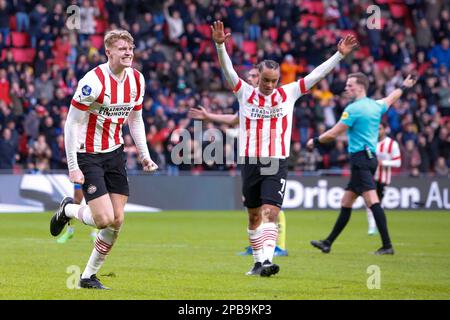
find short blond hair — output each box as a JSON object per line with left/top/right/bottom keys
{"left": 104, "top": 29, "right": 134, "bottom": 49}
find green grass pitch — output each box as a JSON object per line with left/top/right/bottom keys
{"left": 0, "top": 210, "right": 449, "bottom": 299}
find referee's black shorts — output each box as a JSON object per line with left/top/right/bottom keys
{"left": 77, "top": 145, "right": 129, "bottom": 203}
{"left": 241, "top": 157, "right": 288, "bottom": 209}
{"left": 346, "top": 151, "right": 378, "bottom": 195}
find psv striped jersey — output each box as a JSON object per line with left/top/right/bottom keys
{"left": 70, "top": 62, "right": 145, "bottom": 153}
{"left": 374, "top": 136, "right": 401, "bottom": 185}
{"left": 233, "top": 78, "right": 308, "bottom": 158}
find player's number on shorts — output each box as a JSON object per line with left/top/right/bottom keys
{"left": 279, "top": 178, "right": 287, "bottom": 197}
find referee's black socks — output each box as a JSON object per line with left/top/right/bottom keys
{"left": 326, "top": 207, "right": 352, "bottom": 245}
{"left": 370, "top": 203, "right": 392, "bottom": 249}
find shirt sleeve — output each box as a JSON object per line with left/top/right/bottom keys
{"left": 134, "top": 71, "right": 145, "bottom": 110}
{"left": 65, "top": 106, "right": 89, "bottom": 171}
{"left": 279, "top": 80, "right": 302, "bottom": 101}
{"left": 128, "top": 108, "right": 151, "bottom": 161}
{"left": 340, "top": 104, "right": 357, "bottom": 127}
{"left": 375, "top": 99, "right": 388, "bottom": 114}
{"left": 70, "top": 72, "right": 101, "bottom": 111}
{"left": 383, "top": 140, "right": 402, "bottom": 168}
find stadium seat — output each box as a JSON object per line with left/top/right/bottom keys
{"left": 354, "top": 46, "right": 370, "bottom": 59}
{"left": 95, "top": 19, "right": 107, "bottom": 34}
{"left": 196, "top": 24, "right": 211, "bottom": 39}
{"left": 310, "top": 1, "right": 325, "bottom": 15}
{"left": 11, "top": 32, "right": 30, "bottom": 47}
{"left": 374, "top": 60, "right": 392, "bottom": 72}
{"left": 316, "top": 29, "right": 335, "bottom": 42}
{"left": 197, "top": 40, "right": 214, "bottom": 56}
{"left": 242, "top": 41, "right": 257, "bottom": 55}
{"left": 11, "top": 48, "right": 36, "bottom": 63}
{"left": 0, "top": 50, "right": 6, "bottom": 61}
{"left": 389, "top": 4, "right": 408, "bottom": 18}
{"left": 336, "top": 29, "right": 358, "bottom": 40}
{"left": 9, "top": 15, "right": 16, "bottom": 31}
{"left": 268, "top": 27, "right": 278, "bottom": 41}
{"left": 303, "top": 1, "right": 325, "bottom": 15}
{"left": 300, "top": 14, "right": 324, "bottom": 29}
{"left": 90, "top": 34, "right": 104, "bottom": 49}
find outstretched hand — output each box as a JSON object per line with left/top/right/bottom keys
{"left": 337, "top": 35, "right": 359, "bottom": 56}
{"left": 402, "top": 74, "right": 417, "bottom": 88}
{"left": 188, "top": 105, "right": 208, "bottom": 120}
{"left": 211, "top": 20, "right": 231, "bottom": 44}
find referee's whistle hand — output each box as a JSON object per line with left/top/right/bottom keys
{"left": 69, "top": 169, "right": 85, "bottom": 185}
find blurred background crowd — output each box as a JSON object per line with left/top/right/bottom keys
{"left": 0, "top": 0, "right": 449, "bottom": 177}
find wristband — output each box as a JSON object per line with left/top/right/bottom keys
{"left": 399, "top": 85, "right": 408, "bottom": 92}
{"left": 313, "top": 137, "right": 321, "bottom": 148}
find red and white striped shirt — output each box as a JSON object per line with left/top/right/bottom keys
{"left": 374, "top": 136, "right": 401, "bottom": 185}
{"left": 234, "top": 78, "right": 307, "bottom": 158}
{"left": 70, "top": 63, "right": 145, "bottom": 153}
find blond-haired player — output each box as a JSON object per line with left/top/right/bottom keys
{"left": 50, "top": 30, "right": 157, "bottom": 289}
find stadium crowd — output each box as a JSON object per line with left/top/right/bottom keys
{"left": 0, "top": 0, "right": 449, "bottom": 177}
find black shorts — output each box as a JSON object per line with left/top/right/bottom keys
{"left": 346, "top": 151, "right": 378, "bottom": 195}
{"left": 77, "top": 145, "right": 129, "bottom": 203}
{"left": 241, "top": 157, "right": 288, "bottom": 208}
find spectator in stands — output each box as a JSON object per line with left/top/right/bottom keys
{"left": 28, "top": 133, "right": 52, "bottom": 172}
{"left": 0, "top": 0, "right": 10, "bottom": 46}
{"left": 434, "top": 156, "right": 449, "bottom": 177}
{"left": 0, "top": 0, "right": 448, "bottom": 178}
{"left": 402, "top": 139, "right": 421, "bottom": 176}
{"left": 0, "top": 68, "right": 11, "bottom": 107}
{"left": 280, "top": 54, "right": 303, "bottom": 85}
{"left": 295, "top": 100, "right": 314, "bottom": 147}
{"left": 0, "top": 127, "right": 17, "bottom": 170}
{"left": 79, "top": 0, "right": 99, "bottom": 44}
{"left": 429, "top": 38, "right": 450, "bottom": 69}
{"left": 34, "top": 72, "right": 55, "bottom": 102}
{"left": 329, "top": 140, "right": 348, "bottom": 169}
{"left": 164, "top": 0, "right": 184, "bottom": 45}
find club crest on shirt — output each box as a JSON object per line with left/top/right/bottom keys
{"left": 82, "top": 85, "right": 92, "bottom": 96}
{"left": 130, "top": 89, "right": 137, "bottom": 99}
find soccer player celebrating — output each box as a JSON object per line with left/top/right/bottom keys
{"left": 308, "top": 73, "right": 416, "bottom": 255}
{"left": 50, "top": 30, "right": 158, "bottom": 289}
{"left": 189, "top": 66, "right": 288, "bottom": 257}
{"left": 366, "top": 123, "right": 401, "bottom": 235}
{"left": 211, "top": 20, "right": 358, "bottom": 276}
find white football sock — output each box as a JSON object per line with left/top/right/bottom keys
{"left": 81, "top": 227, "right": 119, "bottom": 279}
{"left": 261, "top": 222, "right": 278, "bottom": 263}
{"left": 366, "top": 207, "right": 377, "bottom": 230}
{"left": 248, "top": 224, "right": 264, "bottom": 264}
{"left": 65, "top": 204, "right": 96, "bottom": 227}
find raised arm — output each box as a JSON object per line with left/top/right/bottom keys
{"left": 381, "top": 74, "right": 417, "bottom": 108}
{"left": 211, "top": 21, "right": 240, "bottom": 90}
{"left": 304, "top": 35, "right": 358, "bottom": 90}
{"left": 188, "top": 106, "right": 239, "bottom": 126}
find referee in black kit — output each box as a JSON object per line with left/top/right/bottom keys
{"left": 307, "top": 72, "right": 416, "bottom": 255}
